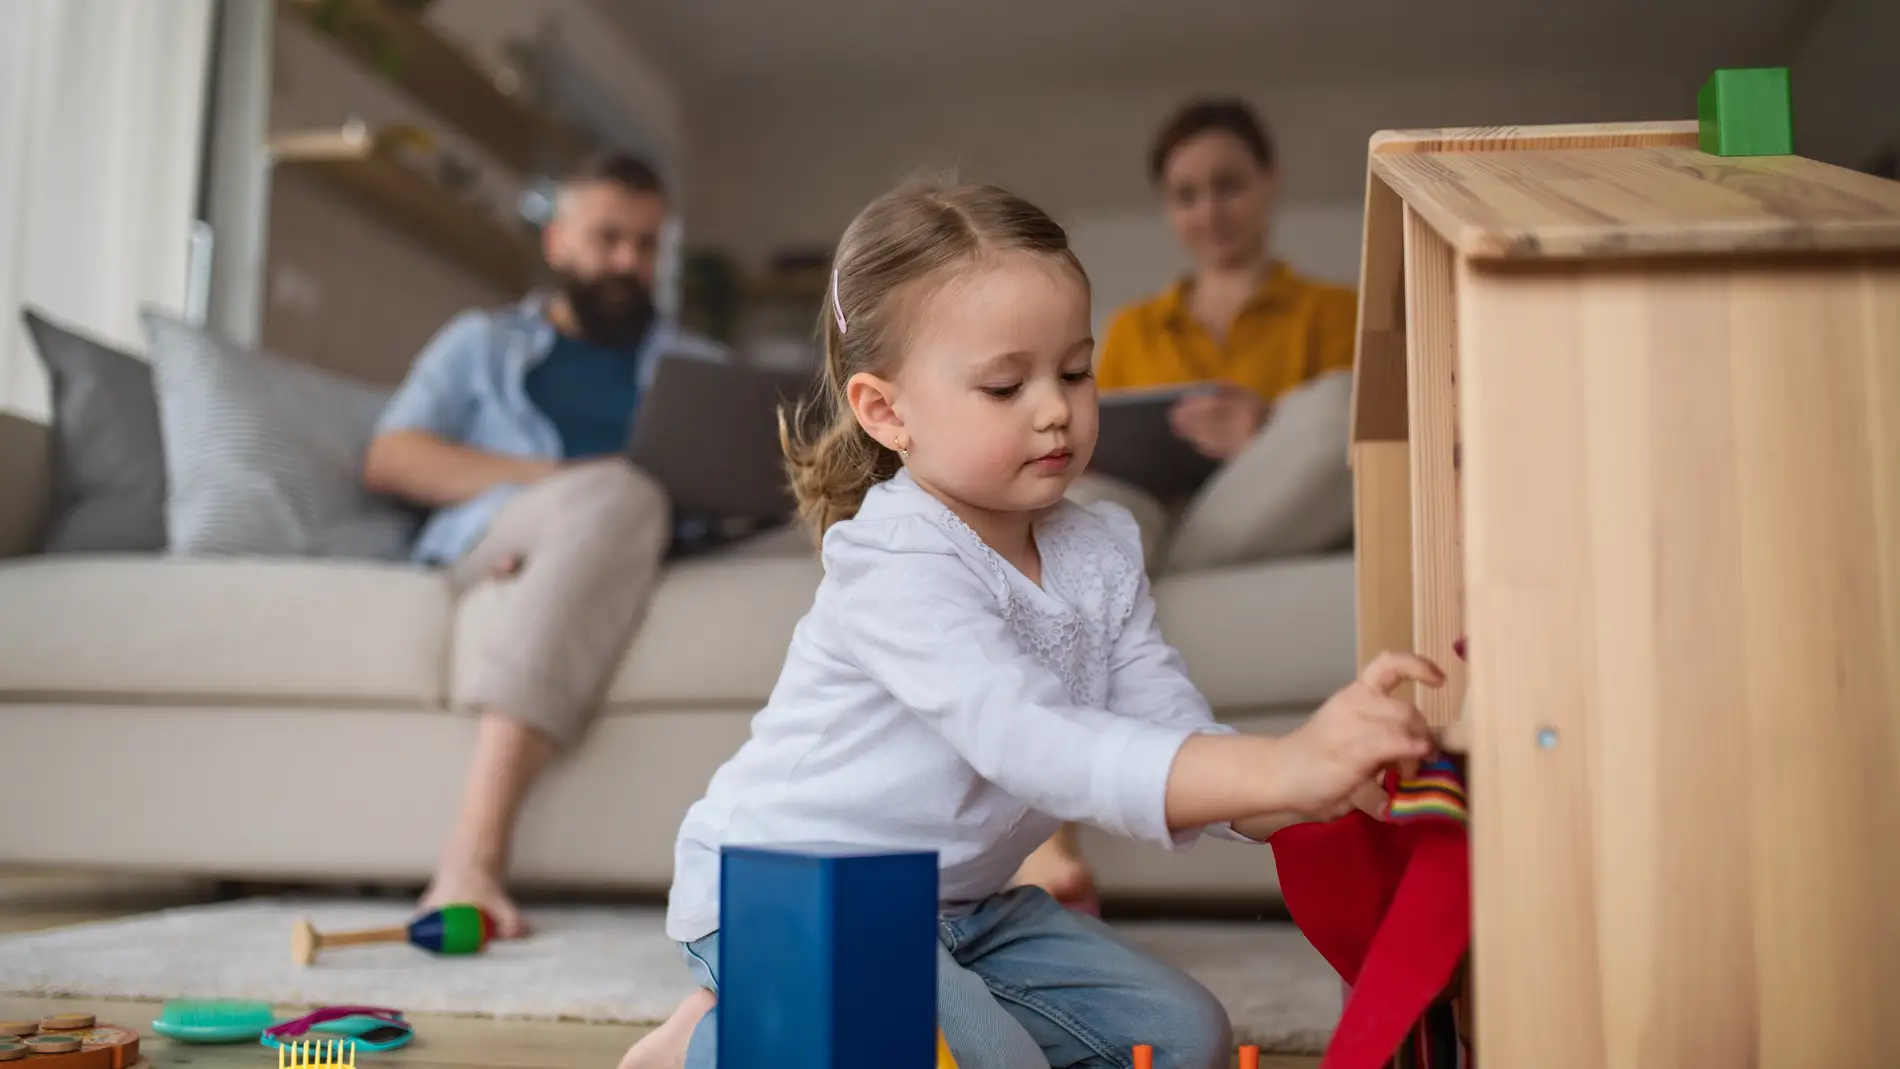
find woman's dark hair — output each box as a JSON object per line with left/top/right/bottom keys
{"left": 1147, "top": 98, "right": 1276, "bottom": 184}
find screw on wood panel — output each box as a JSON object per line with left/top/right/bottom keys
{"left": 1536, "top": 727, "right": 1559, "bottom": 749}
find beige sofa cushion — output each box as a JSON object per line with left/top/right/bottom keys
{"left": 453, "top": 553, "right": 826, "bottom": 711}
{"left": 456, "top": 548, "right": 1353, "bottom": 716}
{"left": 0, "top": 556, "right": 450, "bottom": 705}
{"left": 1153, "top": 552, "right": 1356, "bottom": 711}
{"left": 0, "top": 412, "right": 50, "bottom": 559}
{"left": 0, "top": 545, "right": 1351, "bottom": 716}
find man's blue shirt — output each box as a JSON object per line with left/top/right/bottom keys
{"left": 525, "top": 332, "right": 647, "bottom": 460}
{"left": 373, "top": 293, "right": 727, "bottom": 565}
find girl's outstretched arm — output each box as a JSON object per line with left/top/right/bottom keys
{"left": 833, "top": 541, "right": 1292, "bottom": 846}
{"left": 1096, "top": 518, "right": 1406, "bottom": 838}
{"left": 831, "top": 527, "right": 1439, "bottom": 842}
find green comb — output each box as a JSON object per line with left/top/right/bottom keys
{"left": 152, "top": 1000, "right": 280, "bottom": 1043}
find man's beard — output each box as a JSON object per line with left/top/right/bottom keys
{"left": 557, "top": 270, "right": 656, "bottom": 348}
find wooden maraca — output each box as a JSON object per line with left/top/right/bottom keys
{"left": 293, "top": 902, "right": 495, "bottom": 965}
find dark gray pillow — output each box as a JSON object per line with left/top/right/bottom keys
{"left": 20, "top": 307, "right": 168, "bottom": 553}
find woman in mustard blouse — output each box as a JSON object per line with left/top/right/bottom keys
{"left": 1014, "top": 98, "right": 1362, "bottom": 912}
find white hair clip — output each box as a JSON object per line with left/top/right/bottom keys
{"left": 831, "top": 266, "right": 847, "bottom": 335}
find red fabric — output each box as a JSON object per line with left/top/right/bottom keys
{"left": 1269, "top": 795, "right": 1469, "bottom": 1069}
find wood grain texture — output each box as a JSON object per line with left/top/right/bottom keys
{"left": 1401, "top": 210, "right": 1466, "bottom": 728}
{"left": 1724, "top": 259, "right": 1900, "bottom": 1068}
{"left": 1371, "top": 148, "right": 1900, "bottom": 260}
{"left": 1350, "top": 171, "right": 1409, "bottom": 444}
{"left": 1369, "top": 119, "right": 1701, "bottom": 156}
{"left": 1350, "top": 441, "right": 1414, "bottom": 699}
{"left": 1456, "top": 253, "right": 1900, "bottom": 1068}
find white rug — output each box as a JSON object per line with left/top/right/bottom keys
{"left": 0, "top": 898, "right": 1341, "bottom": 1053}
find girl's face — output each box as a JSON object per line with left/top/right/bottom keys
{"left": 1159, "top": 130, "right": 1276, "bottom": 271}
{"left": 851, "top": 251, "right": 1098, "bottom": 522}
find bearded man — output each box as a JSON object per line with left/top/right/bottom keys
{"left": 363, "top": 152, "right": 728, "bottom": 936}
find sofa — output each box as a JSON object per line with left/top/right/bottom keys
{"left": 0, "top": 336, "right": 1360, "bottom": 905}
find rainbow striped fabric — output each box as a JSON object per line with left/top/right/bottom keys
{"left": 1387, "top": 756, "right": 1468, "bottom": 825}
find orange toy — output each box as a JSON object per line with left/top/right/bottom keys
{"left": 1129, "top": 1042, "right": 1261, "bottom": 1069}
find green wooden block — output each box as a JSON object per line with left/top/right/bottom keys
{"left": 1697, "top": 67, "right": 1794, "bottom": 156}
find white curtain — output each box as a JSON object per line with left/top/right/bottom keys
{"left": 0, "top": 0, "right": 214, "bottom": 420}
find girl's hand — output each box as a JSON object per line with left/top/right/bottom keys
{"left": 1272, "top": 652, "right": 1442, "bottom": 819}
{"left": 1168, "top": 384, "right": 1268, "bottom": 461}
{"left": 1231, "top": 777, "right": 1392, "bottom": 840}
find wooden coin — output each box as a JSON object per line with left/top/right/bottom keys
{"left": 0, "top": 1024, "right": 32, "bottom": 1038}
{"left": 0, "top": 1025, "right": 139, "bottom": 1069}
{"left": 39, "top": 1014, "right": 94, "bottom": 1032}
{"left": 77, "top": 1025, "right": 141, "bottom": 1069}
{"left": 0, "top": 1039, "right": 25, "bottom": 1062}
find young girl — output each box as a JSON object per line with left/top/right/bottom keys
{"left": 621, "top": 178, "right": 1442, "bottom": 1069}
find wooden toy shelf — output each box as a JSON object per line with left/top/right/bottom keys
{"left": 269, "top": 128, "right": 542, "bottom": 294}
{"left": 1347, "top": 120, "right": 1900, "bottom": 1068}
{"left": 275, "top": 0, "right": 588, "bottom": 175}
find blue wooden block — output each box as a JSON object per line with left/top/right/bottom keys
{"left": 718, "top": 844, "right": 938, "bottom": 1069}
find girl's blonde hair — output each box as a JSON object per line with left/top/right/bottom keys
{"left": 779, "top": 176, "right": 1087, "bottom": 536}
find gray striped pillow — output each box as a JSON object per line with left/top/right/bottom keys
{"left": 139, "top": 308, "right": 420, "bottom": 559}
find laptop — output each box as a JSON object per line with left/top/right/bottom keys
{"left": 626, "top": 353, "right": 824, "bottom": 520}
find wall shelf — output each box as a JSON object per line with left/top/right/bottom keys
{"left": 276, "top": 0, "right": 587, "bottom": 174}
{"left": 270, "top": 129, "right": 542, "bottom": 294}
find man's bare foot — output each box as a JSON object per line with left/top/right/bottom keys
{"left": 618, "top": 989, "right": 715, "bottom": 1069}
{"left": 1012, "top": 833, "right": 1099, "bottom": 915}
{"left": 419, "top": 863, "right": 527, "bottom": 939}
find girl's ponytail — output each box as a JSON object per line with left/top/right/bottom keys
{"left": 778, "top": 367, "right": 899, "bottom": 538}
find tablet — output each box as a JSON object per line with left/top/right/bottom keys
{"left": 626, "top": 354, "right": 822, "bottom": 519}
{"left": 1087, "top": 384, "right": 1223, "bottom": 502}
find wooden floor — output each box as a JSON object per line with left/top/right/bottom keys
{"left": 0, "top": 869, "right": 1317, "bottom": 1069}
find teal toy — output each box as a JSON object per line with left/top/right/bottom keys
{"left": 152, "top": 1002, "right": 416, "bottom": 1051}
{"left": 152, "top": 1000, "right": 279, "bottom": 1043}
{"left": 1697, "top": 66, "right": 1794, "bottom": 157}
{"left": 263, "top": 1007, "right": 414, "bottom": 1054}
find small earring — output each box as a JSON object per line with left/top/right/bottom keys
{"left": 895, "top": 439, "right": 910, "bottom": 460}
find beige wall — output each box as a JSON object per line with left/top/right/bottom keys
{"left": 685, "top": 70, "right": 1695, "bottom": 333}
{"left": 1791, "top": 0, "right": 1900, "bottom": 172}
{"left": 427, "top": 0, "right": 683, "bottom": 165}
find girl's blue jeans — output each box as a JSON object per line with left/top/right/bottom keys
{"left": 678, "top": 885, "right": 1233, "bottom": 1069}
